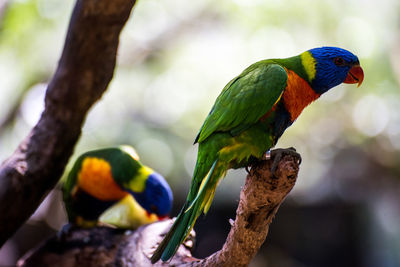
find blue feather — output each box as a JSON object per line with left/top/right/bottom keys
{"left": 130, "top": 172, "right": 173, "bottom": 216}
{"left": 309, "top": 46, "right": 360, "bottom": 94}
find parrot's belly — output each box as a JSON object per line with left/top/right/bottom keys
{"left": 200, "top": 124, "right": 274, "bottom": 170}
{"left": 70, "top": 188, "right": 117, "bottom": 220}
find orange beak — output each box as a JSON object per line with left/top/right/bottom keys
{"left": 344, "top": 65, "right": 364, "bottom": 87}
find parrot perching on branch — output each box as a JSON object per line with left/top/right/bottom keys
{"left": 63, "top": 146, "right": 173, "bottom": 229}
{"left": 151, "top": 46, "right": 364, "bottom": 263}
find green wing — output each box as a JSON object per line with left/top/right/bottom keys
{"left": 195, "top": 62, "right": 288, "bottom": 143}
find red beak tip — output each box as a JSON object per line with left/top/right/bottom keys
{"left": 344, "top": 65, "right": 364, "bottom": 87}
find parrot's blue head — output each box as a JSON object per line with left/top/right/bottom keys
{"left": 131, "top": 172, "right": 173, "bottom": 218}
{"left": 306, "top": 46, "right": 364, "bottom": 94}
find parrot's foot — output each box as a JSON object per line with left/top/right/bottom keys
{"left": 262, "top": 150, "right": 271, "bottom": 160}
{"left": 269, "top": 147, "right": 302, "bottom": 175}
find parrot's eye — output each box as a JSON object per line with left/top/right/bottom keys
{"left": 334, "top": 57, "right": 345, "bottom": 66}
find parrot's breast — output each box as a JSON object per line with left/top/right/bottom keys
{"left": 282, "top": 69, "right": 320, "bottom": 121}
{"left": 77, "top": 157, "right": 128, "bottom": 201}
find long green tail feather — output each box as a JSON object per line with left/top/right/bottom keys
{"left": 151, "top": 160, "right": 220, "bottom": 263}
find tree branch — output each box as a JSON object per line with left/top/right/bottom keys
{"left": 0, "top": 0, "right": 136, "bottom": 246}
{"left": 17, "top": 221, "right": 196, "bottom": 267}
{"left": 17, "top": 154, "right": 300, "bottom": 266}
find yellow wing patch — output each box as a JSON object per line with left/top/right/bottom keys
{"left": 273, "top": 91, "right": 284, "bottom": 107}
{"left": 77, "top": 157, "right": 128, "bottom": 201}
{"left": 300, "top": 51, "right": 316, "bottom": 81}
{"left": 99, "top": 195, "right": 158, "bottom": 229}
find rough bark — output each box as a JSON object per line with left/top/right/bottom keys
{"left": 17, "top": 222, "right": 196, "bottom": 267}
{"left": 18, "top": 154, "right": 300, "bottom": 267}
{"left": 0, "top": 0, "right": 137, "bottom": 246}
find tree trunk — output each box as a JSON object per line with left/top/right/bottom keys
{"left": 0, "top": 0, "right": 137, "bottom": 246}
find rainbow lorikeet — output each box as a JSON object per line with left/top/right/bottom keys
{"left": 151, "top": 46, "right": 364, "bottom": 262}
{"left": 63, "top": 146, "right": 173, "bottom": 228}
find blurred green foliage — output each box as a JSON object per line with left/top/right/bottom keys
{"left": 1, "top": 0, "right": 399, "bottom": 199}
{"left": 1, "top": 0, "right": 400, "bottom": 266}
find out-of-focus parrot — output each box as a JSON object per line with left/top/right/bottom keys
{"left": 63, "top": 146, "right": 173, "bottom": 229}
{"left": 151, "top": 46, "right": 364, "bottom": 262}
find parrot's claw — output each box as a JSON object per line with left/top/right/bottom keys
{"left": 245, "top": 166, "right": 251, "bottom": 174}
{"left": 269, "top": 147, "right": 302, "bottom": 175}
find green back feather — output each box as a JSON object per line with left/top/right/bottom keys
{"left": 272, "top": 55, "right": 310, "bottom": 82}
{"left": 195, "top": 62, "right": 288, "bottom": 143}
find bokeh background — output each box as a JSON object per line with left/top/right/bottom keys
{"left": 1, "top": 0, "right": 400, "bottom": 266}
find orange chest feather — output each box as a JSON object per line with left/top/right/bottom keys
{"left": 282, "top": 69, "right": 320, "bottom": 121}
{"left": 76, "top": 157, "right": 128, "bottom": 201}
